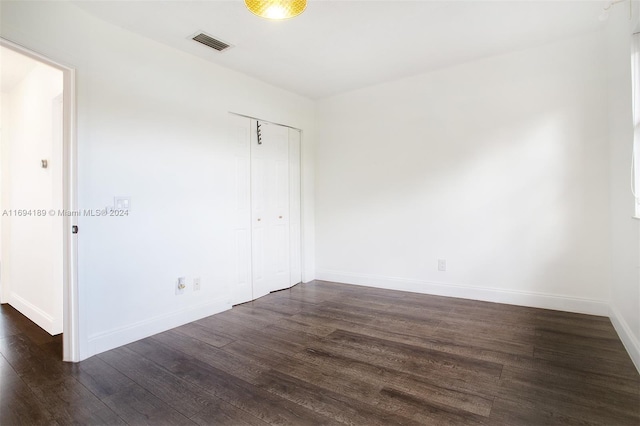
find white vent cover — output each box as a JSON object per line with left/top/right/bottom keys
{"left": 192, "top": 32, "right": 231, "bottom": 52}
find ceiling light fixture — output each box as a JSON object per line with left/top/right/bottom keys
{"left": 244, "top": 0, "right": 307, "bottom": 20}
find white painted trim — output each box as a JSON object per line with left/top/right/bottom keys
{"left": 316, "top": 270, "right": 610, "bottom": 316}
{"left": 300, "top": 127, "right": 311, "bottom": 283}
{"left": 228, "top": 111, "right": 302, "bottom": 131}
{"left": 9, "top": 293, "right": 57, "bottom": 335}
{"left": 86, "top": 299, "right": 231, "bottom": 358}
{"left": 0, "top": 37, "right": 79, "bottom": 362}
{"left": 63, "top": 64, "right": 79, "bottom": 363}
{"left": 609, "top": 304, "right": 640, "bottom": 373}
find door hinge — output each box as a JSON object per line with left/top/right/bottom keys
{"left": 72, "top": 225, "right": 78, "bottom": 234}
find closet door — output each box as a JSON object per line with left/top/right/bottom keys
{"left": 229, "top": 116, "right": 252, "bottom": 305}
{"left": 251, "top": 121, "right": 291, "bottom": 299}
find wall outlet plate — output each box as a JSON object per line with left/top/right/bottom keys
{"left": 438, "top": 259, "right": 446, "bottom": 272}
{"left": 176, "top": 277, "right": 186, "bottom": 295}
{"left": 193, "top": 277, "right": 201, "bottom": 291}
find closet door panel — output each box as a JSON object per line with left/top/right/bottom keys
{"left": 229, "top": 117, "right": 252, "bottom": 305}
{"left": 251, "top": 121, "right": 290, "bottom": 295}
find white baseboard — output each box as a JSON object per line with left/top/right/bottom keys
{"left": 9, "top": 292, "right": 61, "bottom": 335}
{"left": 609, "top": 304, "right": 640, "bottom": 374}
{"left": 315, "top": 270, "right": 610, "bottom": 316}
{"left": 87, "top": 298, "right": 231, "bottom": 359}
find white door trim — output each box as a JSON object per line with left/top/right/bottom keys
{"left": 0, "top": 37, "right": 79, "bottom": 362}
{"left": 228, "top": 111, "right": 302, "bottom": 131}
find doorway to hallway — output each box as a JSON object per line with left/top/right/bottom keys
{"left": 0, "top": 39, "right": 78, "bottom": 362}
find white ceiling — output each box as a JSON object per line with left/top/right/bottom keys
{"left": 73, "top": 1, "right": 605, "bottom": 99}
{"left": 0, "top": 46, "right": 39, "bottom": 93}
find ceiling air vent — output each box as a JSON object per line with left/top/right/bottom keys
{"left": 192, "top": 32, "right": 231, "bottom": 52}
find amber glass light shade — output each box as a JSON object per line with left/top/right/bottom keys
{"left": 244, "top": 0, "right": 307, "bottom": 20}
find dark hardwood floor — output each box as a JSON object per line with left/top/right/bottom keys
{"left": 1, "top": 280, "right": 639, "bottom": 425}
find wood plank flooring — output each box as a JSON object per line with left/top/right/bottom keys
{"left": 1, "top": 280, "right": 639, "bottom": 425}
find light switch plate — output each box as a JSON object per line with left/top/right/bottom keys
{"left": 114, "top": 196, "right": 131, "bottom": 211}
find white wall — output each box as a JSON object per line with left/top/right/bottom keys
{"left": 316, "top": 32, "right": 611, "bottom": 315}
{"left": 0, "top": 62, "right": 64, "bottom": 335}
{"left": 605, "top": 3, "right": 640, "bottom": 371}
{"left": 1, "top": 1, "right": 316, "bottom": 360}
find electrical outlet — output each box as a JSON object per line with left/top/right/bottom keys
{"left": 176, "top": 277, "right": 186, "bottom": 295}
{"left": 193, "top": 277, "right": 201, "bottom": 291}
{"left": 438, "top": 259, "right": 446, "bottom": 272}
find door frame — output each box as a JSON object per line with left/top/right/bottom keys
{"left": 228, "top": 112, "right": 307, "bottom": 292}
{"left": 0, "top": 38, "right": 79, "bottom": 362}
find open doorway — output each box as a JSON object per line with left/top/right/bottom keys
{"left": 0, "top": 40, "right": 78, "bottom": 361}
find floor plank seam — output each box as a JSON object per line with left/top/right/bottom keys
{"left": 97, "top": 349, "right": 207, "bottom": 421}
{"left": 146, "top": 334, "right": 290, "bottom": 424}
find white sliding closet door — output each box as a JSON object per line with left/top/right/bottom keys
{"left": 229, "top": 115, "right": 253, "bottom": 305}
{"left": 251, "top": 121, "right": 291, "bottom": 299}
{"left": 228, "top": 115, "right": 302, "bottom": 305}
